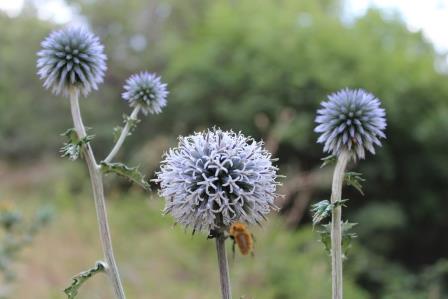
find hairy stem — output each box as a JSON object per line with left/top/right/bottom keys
{"left": 104, "top": 106, "right": 140, "bottom": 163}
{"left": 330, "top": 150, "right": 350, "bottom": 299}
{"left": 69, "top": 91, "right": 126, "bottom": 299}
{"left": 215, "top": 232, "right": 232, "bottom": 299}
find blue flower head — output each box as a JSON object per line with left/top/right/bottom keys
{"left": 155, "top": 128, "right": 279, "bottom": 232}
{"left": 122, "top": 72, "right": 168, "bottom": 115}
{"left": 315, "top": 88, "right": 387, "bottom": 160}
{"left": 37, "top": 27, "right": 107, "bottom": 97}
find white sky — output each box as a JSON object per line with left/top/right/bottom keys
{"left": 1, "top": 0, "right": 448, "bottom": 52}
{"left": 345, "top": 0, "right": 448, "bottom": 52}
{"left": 0, "top": 0, "right": 73, "bottom": 23}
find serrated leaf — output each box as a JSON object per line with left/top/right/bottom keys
{"left": 124, "top": 114, "right": 141, "bottom": 131}
{"left": 311, "top": 200, "right": 332, "bottom": 226}
{"left": 100, "top": 161, "right": 150, "bottom": 191}
{"left": 64, "top": 261, "right": 106, "bottom": 299}
{"left": 62, "top": 128, "right": 79, "bottom": 141}
{"left": 317, "top": 221, "right": 357, "bottom": 258}
{"left": 345, "top": 172, "right": 365, "bottom": 195}
{"left": 334, "top": 198, "right": 350, "bottom": 207}
{"left": 320, "top": 154, "right": 337, "bottom": 168}
{"left": 341, "top": 221, "right": 357, "bottom": 258}
{"left": 113, "top": 126, "right": 123, "bottom": 142}
{"left": 317, "top": 224, "right": 332, "bottom": 254}
{"left": 311, "top": 199, "right": 350, "bottom": 227}
{"left": 60, "top": 128, "right": 94, "bottom": 161}
{"left": 112, "top": 114, "right": 141, "bottom": 142}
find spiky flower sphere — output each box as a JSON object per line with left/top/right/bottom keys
{"left": 315, "top": 88, "right": 387, "bottom": 160}
{"left": 155, "top": 129, "right": 279, "bottom": 232}
{"left": 122, "top": 72, "right": 168, "bottom": 115}
{"left": 37, "top": 27, "right": 107, "bottom": 97}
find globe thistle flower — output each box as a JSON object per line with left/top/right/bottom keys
{"left": 37, "top": 27, "right": 107, "bottom": 97}
{"left": 315, "top": 88, "right": 387, "bottom": 160}
{"left": 155, "top": 129, "right": 279, "bottom": 232}
{"left": 122, "top": 72, "right": 168, "bottom": 115}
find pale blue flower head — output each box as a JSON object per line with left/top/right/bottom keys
{"left": 155, "top": 128, "right": 279, "bottom": 232}
{"left": 122, "top": 72, "right": 168, "bottom": 115}
{"left": 315, "top": 88, "right": 387, "bottom": 160}
{"left": 37, "top": 27, "right": 107, "bottom": 97}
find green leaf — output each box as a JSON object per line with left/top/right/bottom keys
{"left": 344, "top": 172, "right": 366, "bottom": 195}
{"left": 320, "top": 155, "right": 337, "bottom": 168}
{"left": 317, "top": 223, "right": 332, "bottom": 254}
{"left": 64, "top": 261, "right": 106, "bottom": 299}
{"left": 100, "top": 161, "right": 151, "bottom": 191}
{"left": 334, "top": 198, "right": 350, "bottom": 207}
{"left": 311, "top": 199, "right": 350, "bottom": 226}
{"left": 341, "top": 221, "right": 358, "bottom": 258}
{"left": 113, "top": 126, "right": 123, "bottom": 142}
{"left": 60, "top": 128, "right": 94, "bottom": 161}
{"left": 123, "top": 113, "right": 141, "bottom": 131}
{"left": 112, "top": 114, "right": 141, "bottom": 142}
{"left": 310, "top": 200, "right": 332, "bottom": 226}
{"left": 317, "top": 221, "right": 357, "bottom": 258}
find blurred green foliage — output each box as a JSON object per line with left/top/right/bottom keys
{"left": 1, "top": 0, "right": 448, "bottom": 297}
{"left": 0, "top": 200, "right": 52, "bottom": 298}
{"left": 5, "top": 169, "right": 369, "bottom": 299}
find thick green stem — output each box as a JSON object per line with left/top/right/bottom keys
{"left": 330, "top": 150, "right": 350, "bottom": 299}
{"left": 215, "top": 231, "right": 232, "bottom": 299}
{"left": 69, "top": 91, "right": 126, "bottom": 299}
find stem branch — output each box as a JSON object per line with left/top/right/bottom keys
{"left": 215, "top": 232, "right": 232, "bottom": 299}
{"left": 69, "top": 91, "right": 126, "bottom": 299}
{"left": 330, "top": 150, "right": 350, "bottom": 299}
{"left": 104, "top": 106, "right": 140, "bottom": 163}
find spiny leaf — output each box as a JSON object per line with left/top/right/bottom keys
{"left": 112, "top": 114, "right": 140, "bottom": 142}
{"left": 100, "top": 161, "right": 150, "bottom": 191}
{"left": 341, "top": 221, "right": 358, "bottom": 258}
{"left": 62, "top": 128, "right": 79, "bottom": 141}
{"left": 334, "top": 198, "right": 350, "bottom": 207}
{"left": 64, "top": 261, "right": 106, "bottom": 299}
{"left": 317, "top": 221, "right": 358, "bottom": 258}
{"left": 113, "top": 126, "right": 123, "bottom": 142}
{"left": 311, "top": 200, "right": 332, "bottom": 226}
{"left": 123, "top": 113, "right": 141, "bottom": 131}
{"left": 345, "top": 172, "right": 366, "bottom": 195}
{"left": 311, "top": 199, "right": 350, "bottom": 226}
{"left": 60, "top": 128, "right": 94, "bottom": 160}
{"left": 317, "top": 224, "right": 331, "bottom": 254}
{"left": 320, "top": 154, "right": 337, "bottom": 168}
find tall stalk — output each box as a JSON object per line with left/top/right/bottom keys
{"left": 215, "top": 231, "right": 232, "bottom": 299}
{"left": 314, "top": 88, "right": 387, "bottom": 299}
{"left": 330, "top": 150, "right": 350, "bottom": 299}
{"left": 69, "top": 90, "right": 126, "bottom": 299}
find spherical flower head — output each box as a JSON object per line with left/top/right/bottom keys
{"left": 122, "top": 72, "right": 168, "bottom": 115}
{"left": 315, "top": 88, "right": 387, "bottom": 160}
{"left": 155, "top": 128, "right": 279, "bottom": 232}
{"left": 37, "top": 27, "right": 107, "bottom": 97}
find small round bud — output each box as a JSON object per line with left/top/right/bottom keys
{"left": 122, "top": 72, "right": 168, "bottom": 115}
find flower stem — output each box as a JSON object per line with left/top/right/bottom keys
{"left": 215, "top": 232, "right": 232, "bottom": 299}
{"left": 69, "top": 91, "right": 126, "bottom": 299}
{"left": 330, "top": 150, "right": 350, "bottom": 299}
{"left": 104, "top": 105, "right": 140, "bottom": 163}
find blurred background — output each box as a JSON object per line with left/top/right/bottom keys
{"left": 1, "top": 0, "right": 448, "bottom": 298}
